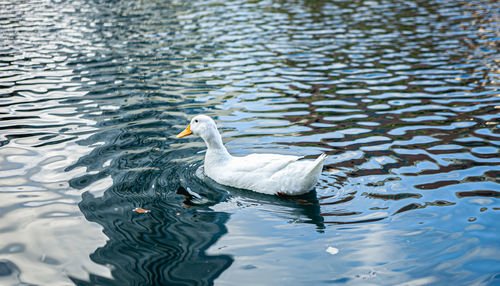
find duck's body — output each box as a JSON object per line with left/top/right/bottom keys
{"left": 177, "top": 115, "right": 326, "bottom": 196}
{"left": 205, "top": 151, "right": 327, "bottom": 195}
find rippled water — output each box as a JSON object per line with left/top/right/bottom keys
{"left": 1, "top": 0, "right": 499, "bottom": 285}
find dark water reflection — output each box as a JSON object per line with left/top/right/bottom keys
{"left": 0, "top": 0, "right": 499, "bottom": 285}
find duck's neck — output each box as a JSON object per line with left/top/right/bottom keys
{"left": 203, "top": 129, "right": 231, "bottom": 161}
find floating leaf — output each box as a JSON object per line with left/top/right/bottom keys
{"left": 133, "top": 207, "right": 151, "bottom": 214}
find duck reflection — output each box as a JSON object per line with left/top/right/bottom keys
{"left": 68, "top": 152, "right": 232, "bottom": 285}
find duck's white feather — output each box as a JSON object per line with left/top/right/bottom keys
{"left": 179, "top": 115, "right": 326, "bottom": 195}
{"left": 223, "top": 153, "right": 302, "bottom": 173}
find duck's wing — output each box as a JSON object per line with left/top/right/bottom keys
{"left": 229, "top": 153, "right": 302, "bottom": 174}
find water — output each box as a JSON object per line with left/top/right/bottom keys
{"left": 0, "top": 0, "right": 499, "bottom": 284}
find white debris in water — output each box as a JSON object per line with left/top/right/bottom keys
{"left": 326, "top": 246, "right": 339, "bottom": 255}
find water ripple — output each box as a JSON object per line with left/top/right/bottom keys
{"left": 0, "top": 0, "right": 499, "bottom": 285}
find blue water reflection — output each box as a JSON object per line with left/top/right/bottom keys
{"left": 0, "top": 0, "right": 499, "bottom": 285}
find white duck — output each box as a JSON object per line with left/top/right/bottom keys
{"left": 176, "top": 115, "right": 326, "bottom": 196}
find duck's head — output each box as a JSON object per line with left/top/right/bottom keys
{"left": 176, "top": 115, "right": 218, "bottom": 140}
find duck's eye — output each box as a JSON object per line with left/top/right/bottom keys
{"left": 194, "top": 119, "right": 199, "bottom": 123}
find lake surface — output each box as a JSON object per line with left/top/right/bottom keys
{"left": 0, "top": 0, "right": 499, "bottom": 285}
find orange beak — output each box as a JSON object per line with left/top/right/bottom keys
{"left": 176, "top": 124, "right": 193, "bottom": 138}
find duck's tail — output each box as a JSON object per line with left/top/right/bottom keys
{"left": 303, "top": 153, "right": 327, "bottom": 191}
{"left": 310, "top": 153, "right": 327, "bottom": 175}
